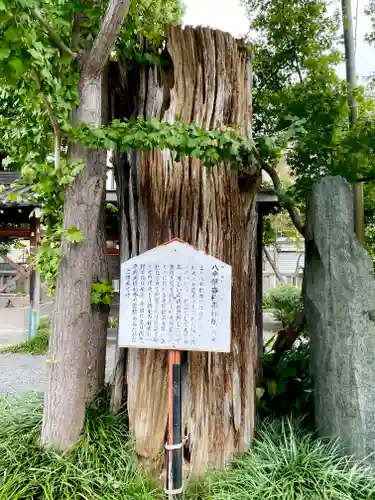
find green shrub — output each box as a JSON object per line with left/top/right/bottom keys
{"left": 263, "top": 284, "right": 302, "bottom": 326}
{"left": 257, "top": 339, "right": 313, "bottom": 427}
{"left": 0, "top": 318, "right": 50, "bottom": 355}
{"left": 0, "top": 393, "right": 160, "bottom": 499}
{"left": 2, "top": 394, "right": 375, "bottom": 500}
{"left": 186, "top": 421, "right": 375, "bottom": 499}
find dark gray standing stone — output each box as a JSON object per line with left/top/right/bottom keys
{"left": 305, "top": 175, "right": 375, "bottom": 461}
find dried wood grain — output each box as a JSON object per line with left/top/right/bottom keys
{"left": 111, "top": 26, "right": 259, "bottom": 476}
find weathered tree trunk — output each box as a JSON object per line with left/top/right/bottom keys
{"left": 110, "top": 149, "right": 128, "bottom": 411}
{"left": 111, "top": 26, "right": 260, "bottom": 476}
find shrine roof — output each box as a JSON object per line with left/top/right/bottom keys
{"left": 0, "top": 172, "right": 19, "bottom": 185}
{"left": 0, "top": 173, "right": 33, "bottom": 208}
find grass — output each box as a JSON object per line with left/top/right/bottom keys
{"left": 0, "top": 393, "right": 161, "bottom": 499}
{"left": 187, "top": 422, "right": 375, "bottom": 499}
{"left": 0, "top": 318, "right": 50, "bottom": 355}
{"left": 1, "top": 394, "right": 375, "bottom": 499}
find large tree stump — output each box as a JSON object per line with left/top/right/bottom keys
{"left": 111, "top": 26, "right": 260, "bottom": 476}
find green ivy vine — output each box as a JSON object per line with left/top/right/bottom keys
{"left": 0, "top": 0, "right": 303, "bottom": 305}
{"left": 91, "top": 280, "right": 115, "bottom": 305}
{"left": 4, "top": 113, "right": 302, "bottom": 300}
{"left": 70, "top": 116, "right": 304, "bottom": 169}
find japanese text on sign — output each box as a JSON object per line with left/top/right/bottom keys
{"left": 118, "top": 240, "right": 232, "bottom": 352}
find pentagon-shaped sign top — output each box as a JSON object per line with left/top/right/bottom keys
{"left": 118, "top": 239, "right": 232, "bottom": 352}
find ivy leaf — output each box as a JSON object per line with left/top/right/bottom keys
{"left": 65, "top": 226, "right": 83, "bottom": 243}
{"left": 106, "top": 203, "right": 118, "bottom": 213}
{"left": 9, "top": 58, "right": 25, "bottom": 75}
{"left": 6, "top": 192, "right": 19, "bottom": 202}
{"left": 267, "top": 379, "right": 278, "bottom": 398}
{"left": 256, "top": 387, "right": 265, "bottom": 400}
{"left": 91, "top": 280, "right": 114, "bottom": 305}
{"left": 0, "top": 47, "right": 10, "bottom": 60}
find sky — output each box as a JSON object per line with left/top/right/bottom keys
{"left": 183, "top": 0, "right": 375, "bottom": 82}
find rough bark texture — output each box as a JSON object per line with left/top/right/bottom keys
{"left": 41, "top": 0, "right": 130, "bottom": 447}
{"left": 305, "top": 176, "right": 375, "bottom": 461}
{"left": 86, "top": 190, "right": 109, "bottom": 403}
{"left": 111, "top": 26, "right": 259, "bottom": 476}
{"left": 110, "top": 151, "right": 128, "bottom": 411}
{"left": 85, "top": 0, "right": 131, "bottom": 77}
{"left": 86, "top": 69, "right": 110, "bottom": 404}
{"left": 41, "top": 72, "right": 106, "bottom": 448}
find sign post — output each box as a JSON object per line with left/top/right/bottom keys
{"left": 166, "top": 350, "right": 182, "bottom": 498}
{"left": 118, "top": 239, "right": 232, "bottom": 497}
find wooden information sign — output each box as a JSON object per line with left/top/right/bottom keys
{"left": 118, "top": 239, "right": 232, "bottom": 352}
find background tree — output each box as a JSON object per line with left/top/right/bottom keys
{"left": 240, "top": 0, "right": 375, "bottom": 352}
{"left": 0, "top": 0, "right": 183, "bottom": 450}
{"left": 242, "top": 0, "right": 346, "bottom": 187}
{"left": 243, "top": 0, "right": 375, "bottom": 241}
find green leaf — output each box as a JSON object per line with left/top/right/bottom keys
{"left": 0, "top": 47, "right": 10, "bottom": 60}
{"left": 256, "top": 387, "right": 265, "bottom": 400}
{"left": 106, "top": 203, "right": 118, "bottom": 213}
{"left": 65, "top": 226, "right": 83, "bottom": 243}
{"left": 267, "top": 379, "right": 278, "bottom": 398}
{"left": 9, "top": 58, "right": 25, "bottom": 75}
{"left": 91, "top": 280, "right": 114, "bottom": 305}
{"left": 6, "top": 192, "right": 18, "bottom": 202}
{"left": 28, "top": 48, "right": 44, "bottom": 61}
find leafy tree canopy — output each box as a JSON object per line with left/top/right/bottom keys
{"left": 0, "top": 0, "right": 183, "bottom": 289}
{"left": 242, "top": 0, "right": 375, "bottom": 255}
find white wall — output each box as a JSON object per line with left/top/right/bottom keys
{"left": 263, "top": 241, "right": 304, "bottom": 294}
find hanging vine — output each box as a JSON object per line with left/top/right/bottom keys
{"left": 0, "top": 0, "right": 307, "bottom": 302}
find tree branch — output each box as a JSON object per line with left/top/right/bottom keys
{"left": 273, "top": 308, "right": 306, "bottom": 360}
{"left": 33, "top": 72, "right": 60, "bottom": 141}
{"left": 84, "top": 0, "right": 131, "bottom": 77}
{"left": 263, "top": 246, "right": 286, "bottom": 283}
{"left": 31, "top": 8, "right": 77, "bottom": 59}
{"left": 273, "top": 258, "right": 306, "bottom": 359}
{"left": 261, "top": 161, "right": 305, "bottom": 236}
{"left": 356, "top": 174, "right": 375, "bottom": 183}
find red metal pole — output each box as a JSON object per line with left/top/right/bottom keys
{"left": 167, "top": 350, "right": 174, "bottom": 497}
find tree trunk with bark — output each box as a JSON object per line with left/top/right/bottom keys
{"left": 41, "top": 73, "right": 106, "bottom": 449}
{"left": 111, "top": 26, "right": 260, "bottom": 476}
{"left": 41, "top": 0, "right": 131, "bottom": 450}
{"left": 86, "top": 188, "right": 109, "bottom": 403}
{"left": 86, "top": 69, "right": 110, "bottom": 404}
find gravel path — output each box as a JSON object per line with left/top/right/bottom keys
{"left": 0, "top": 347, "right": 116, "bottom": 396}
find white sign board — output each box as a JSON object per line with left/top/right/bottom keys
{"left": 118, "top": 239, "right": 232, "bottom": 352}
